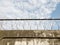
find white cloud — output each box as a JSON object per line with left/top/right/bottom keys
{"left": 0, "top": 0, "right": 59, "bottom": 19}
{"left": 0, "top": 0, "right": 60, "bottom": 30}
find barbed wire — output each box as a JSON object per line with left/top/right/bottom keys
{"left": 0, "top": 19, "right": 60, "bottom": 30}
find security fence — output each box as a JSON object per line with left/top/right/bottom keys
{"left": 0, "top": 19, "right": 60, "bottom": 30}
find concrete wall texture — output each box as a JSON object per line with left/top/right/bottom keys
{"left": 0, "top": 30, "right": 60, "bottom": 45}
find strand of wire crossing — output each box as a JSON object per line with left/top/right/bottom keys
{"left": 0, "top": 19, "right": 60, "bottom": 30}
{"left": 0, "top": 19, "right": 60, "bottom": 21}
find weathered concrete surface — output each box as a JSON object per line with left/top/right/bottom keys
{"left": 0, "top": 30, "right": 60, "bottom": 45}
{"left": 0, "top": 30, "right": 60, "bottom": 37}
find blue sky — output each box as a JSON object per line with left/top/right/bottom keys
{"left": 51, "top": 3, "right": 60, "bottom": 30}
{"left": 0, "top": 0, "right": 60, "bottom": 30}
{"left": 51, "top": 3, "right": 60, "bottom": 18}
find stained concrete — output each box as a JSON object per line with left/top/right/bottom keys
{"left": 0, "top": 30, "right": 60, "bottom": 45}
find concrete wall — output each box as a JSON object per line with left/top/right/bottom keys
{"left": 0, "top": 30, "right": 60, "bottom": 45}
